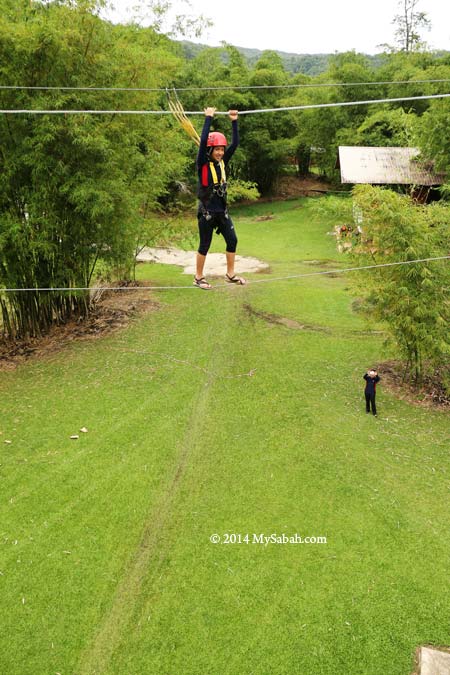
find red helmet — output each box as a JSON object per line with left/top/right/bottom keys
{"left": 207, "top": 131, "right": 227, "bottom": 147}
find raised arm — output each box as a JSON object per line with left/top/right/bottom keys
{"left": 224, "top": 110, "right": 239, "bottom": 164}
{"left": 197, "top": 107, "right": 215, "bottom": 169}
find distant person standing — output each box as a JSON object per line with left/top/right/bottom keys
{"left": 363, "top": 369, "right": 380, "bottom": 416}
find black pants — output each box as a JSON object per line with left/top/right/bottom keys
{"left": 365, "top": 392, "right": 377, "bottom": 415}
{"left": 197, "top": 211, "right": 237, "bottom": 255}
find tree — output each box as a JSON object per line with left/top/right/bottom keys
{"left": 0, "top": 0, "right": 187, "bottom": 339}
{"left": 340, "top": 108, "right": 415, "bottom": 147}
{"left": 115, "top": 0, "right": 211, "bottom": 40}
{"left": 351, "top": 185, "right": 449, "bottom": 384}
{"left": 234, "top": 51, "right": 294, "bottom": 194}
{"left": 415, "top": 99, "right": 450, "bottom": 185}
{"left": 386, "top": 0, "right": 431, "bottom": 53}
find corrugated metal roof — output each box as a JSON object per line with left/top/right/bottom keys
{"left": 337, "top": 146, "right": 444, "bottom": 185}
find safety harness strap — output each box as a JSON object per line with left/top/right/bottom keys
{"left": 209, "top": 160, "right": 226, "bottom": 186}
{"left": 202, "top": 160, "right": 226, "bottom": 187}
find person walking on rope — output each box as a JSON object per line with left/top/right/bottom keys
{"left": 363, "top": 369, "right": 380, "bottom": 416}
{"left": 193, "top": 106, "right": 246, "bottom": 289}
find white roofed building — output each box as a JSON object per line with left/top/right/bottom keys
{"left": 337, "top": 146, "right": 445, "bottom": 202}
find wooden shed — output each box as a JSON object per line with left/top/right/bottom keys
{"left": 337, "top": 146, "right": 445, "bottom": 202}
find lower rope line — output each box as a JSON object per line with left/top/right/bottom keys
{"left": 0, "top": 256, "right": 448, "bottom": 293}
{"left": 243, "top": 256, "right": 450, "bottom": 286}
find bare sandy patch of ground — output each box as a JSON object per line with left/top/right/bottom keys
{"left": 415, "top": 646, "right": 450, "bottom": 675}
{"left": 136, "top": 247, "right": 269, "bottom": 277}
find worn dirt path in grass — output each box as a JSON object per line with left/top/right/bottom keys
{"left": 76, "top": 321, "right": 220, "bottom": 675}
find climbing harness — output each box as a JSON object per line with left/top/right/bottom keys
{"left": 201, "top": 160, "right": 227, "bottom": 197}
{"left": 198, "top": 158, "right": 228, "bottom": 227}
{"left": 207, "top": 160, "right": 226, "bottom": 189}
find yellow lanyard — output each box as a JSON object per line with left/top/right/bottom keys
{"left": 209, "top": 160, "right": 226, "bottom": 185}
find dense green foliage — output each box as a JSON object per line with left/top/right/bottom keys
{"left": 351, "top": 185, "right": 450, "bottom": 382}
{"left": 179, "top": 40, "right": 450, "bottom": 75}
{"left": 0, "top": 0, "right": 187, "bottom": 337}
{"left": 309, "top": 190, "right": 450, "bottom": 385}
{"left": 179, "top": 39, "right": 332, "bottom": 74}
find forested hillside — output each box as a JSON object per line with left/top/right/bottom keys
{"left": 179, "top": 40, "right": 334, "bottom": 75}
{"left": 179, "top": 40, "right": 449, "bottom": 75}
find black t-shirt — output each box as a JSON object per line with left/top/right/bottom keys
{"left": 364, "top": 373, "right": 380, "bottom": 394}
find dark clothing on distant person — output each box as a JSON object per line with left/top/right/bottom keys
{"left": 364, "top": 373, "right": 380, "bottom": 415}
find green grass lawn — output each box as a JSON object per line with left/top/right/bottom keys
{"left": 1, "top": 197, "right": 449, "bottom": 675}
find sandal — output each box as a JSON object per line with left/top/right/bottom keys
{"left": 193, "top": 277, "right": 212, "bottom": 290}
{"left": 225, "top": 273, "right": 246, "bottom": 285}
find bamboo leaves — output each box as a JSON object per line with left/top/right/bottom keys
{"left": 351, "top": 185, "right": 450, "bottom": 384}
{"left": 0, "top": 1, "right": 185, "bottom": 339}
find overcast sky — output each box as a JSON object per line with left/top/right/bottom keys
{"left": 105, "top": 0, "right": 450, "bottom": 55}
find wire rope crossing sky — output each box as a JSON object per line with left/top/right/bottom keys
{"left": 1, "top": 257, "right": 449, "bottom": 293}
{"left": 0, "top": 92, "right": 450, "bottom": 115}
